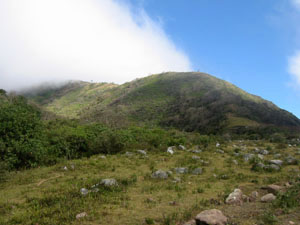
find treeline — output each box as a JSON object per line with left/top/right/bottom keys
{"left": 0, "top": 91, "right": 214, "bottom": 171}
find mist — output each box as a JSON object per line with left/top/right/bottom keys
{"left": 0, "top": 0, "right": 191, "bottom": 91}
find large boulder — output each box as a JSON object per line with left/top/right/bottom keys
{"left": 261, "top": 193, "right": 276, "bottom": 202}
{"left": 151, "top": 170, "right": 168, "bottom": 179}
{"left": 225, "top": 189, "right": 243, "bottom": 205}
{"left": 195, "top": 209, "right": 228, "bottom": 225}
{"left": 264, "top": 184, "right": 284, "bottom": 194}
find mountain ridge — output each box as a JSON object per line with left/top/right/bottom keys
{"left": 22, "top": 72, "right": 300, "bottom": 134}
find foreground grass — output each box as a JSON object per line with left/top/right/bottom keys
{"left": 0, "top": 140, "right": 299, "bottom": 225}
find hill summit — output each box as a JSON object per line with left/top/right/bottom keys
{"left": 23, "top": 72, "right": 300, "bottom": 134}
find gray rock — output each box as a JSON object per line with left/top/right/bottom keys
{"left": 232, "top": 159, "right": 238, "bottom": 165}
{"left": 260, "top": 149, "right": 269, "bottom": 155}
{"left": 99, "top": 155, "right": 106, "bottom": 159}
{"left": 76, "top": 212, "right": 87, "bottom": 219}
{"left": 261, "top": 193, "right": 276, "bottom": 202}
{"left": 216, "top": 149, "right": 224, "bottom": 154}
{"left": 270, "top": 159, "right": 283, "bottom": 166}
{"left": 173, "top": 177, "right": 181, "bottom": 183}
{"left": 178, "top": 145, "right": 186, "bottom": 150}
{"left": 167, "top": 147, "right": 174, "bottom": 155}
{"left": 174, "top": 167, "right": 188, "bottom": 174}
{"left": 264, "top": 184, "right": 284, "bottom": 194}
{"left": 192, "top": 155, "right": 201, "bottom": 160}
{"left": 63, "top": 166, "right": 68, "bottom": 171}
{"left": 192, "top": 149, "right": 202, "bottom": 154}
{"left": 152, "top": 170, "right": 168, "bottom": 179}
{"left": 243, "top": 153, "right": 255, "bottom": 162}
{"left": 250, "top": 191, "right": 259, "bottom": 201}
{"left": 195, "top": 209, "right": 228, "bottom": 225}
{"left": 100, "top": 178, "right": 118, "bottom": 187}
{"left": 192, "top": 168, "right": 203, "bottom": 175}
{"left": 256, "top": 162, "right": 265, "bottom": 168}
{"left": 80, "top": 188, "right": 89, "bottom": 195}
{"left": 225, "top": 189, "right": 243, "bottom": 205}
{"left": 264, "top": 164, "right": 281, "bottom": 171}
{"left": 254, "top": 148, "right": 260, "bottom": 153}
{"left": 137, "top": 150, "right": 147, "bottom": 155}
{"left": 125, "top": 151, "right": 134, "bottom": 157}
{"left": 285, "top": 156, "right": 297, "bottom": 165}
{"left": 216, "top": 142, "right": 221, "bottom": 148}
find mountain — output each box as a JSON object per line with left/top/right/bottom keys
{"left": 23, "top": 72, "right": 300, "bottom": 134}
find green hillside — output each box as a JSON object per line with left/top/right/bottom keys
{"left": 24, "top": 72, "right": 300, "bottom": 134}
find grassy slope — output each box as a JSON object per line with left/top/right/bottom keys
{"left": 1, "top": 140, "right": 300, "bottom": 225}
{"left": 24, "top": 72, "right": 300, "bottom": 132}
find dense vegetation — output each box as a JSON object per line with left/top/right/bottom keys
{"left": 0, "top": 90, "right": 213, "bottom": 171}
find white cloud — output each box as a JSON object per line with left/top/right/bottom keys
{"left": 291, "top": 0, "right": 300, "bottom": 10}
{"left": 0, "top": 0, "right": 191, "bottom": 90}
{"left": 288, "top": 51, "right": 300, "bottom": 85}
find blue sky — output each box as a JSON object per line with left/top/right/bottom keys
{"left": 0, "top": 0, "right": 299, "bottom": 118}
{"left": 125, "top": 0, "right": 300, "bottom": 118}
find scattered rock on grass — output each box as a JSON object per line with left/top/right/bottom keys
{"left": 175, "top": 167, "right": 188, "bottom": 174}
{"left": 285, "top": 156, "right": 297, "bottom": 165}
{"left": 152, "top": 170, "right": 168, "bottom": 179}
{"left": 179, "top": 145, "right": 186, "bottom": 150}
{"left": 167, "top": 147, "right": 174, "bottom": 155}
{"left": 137, "top": 150, "right": 147, "bottom": 155}
{"left": 225, "top": 189, "right": 243, "bottom": 205}
{"left": 250, "top": 191, "right": 259, "bottom": 201}
{"left": 261, "top": 193, "right": 276, "bottom": 202}
{"left": 100, "top": 178, "right": 118, "bottom": 187}
{"left": 264, "top": 184, "right": 284, "bottom": 194}
{"left": 80, "top": 188, "right": 89, "bottom": 195}
{"left": 192, "top": 168, "right": 203, "bottom": 175}
{"left": 269, "top": 160, "right": 283, "bottom": 166}
{"left": 195, "top": 209, "right": 228, "bottom": 225}
{"left": 76, "top": 212, "right": 87, "bottom": 219}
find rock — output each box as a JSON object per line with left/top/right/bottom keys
{"left": 195, "top": 209, "right": 228, "bottom": 225}
{"left": 173, "top": 177, "right": 181, "bottom": 183}
{"left": 263, "top": 164, "right": 281, "bottom": 171}
{"left": 232, "top": 160, "right": 238, "bottom": 165}
{"left": 174, "top": 167, "right": 188, "bottom": 174}
{"left": 289, "top": 221, "right": 295, "bottom": 225}
{"left": 99, "top": 155, "right": 106, "bottom": 159}
{"left": 91, "top": 187, "right": 99, "bottom": 193}
{"left": 225, "top": 189, "right": 243, "bottom": 205}
{"left": 192, "top": 168, "right": 203, "bottom": 175}
{"left": 250, "top": 191, "right": 259, "bottom": 201}
{"left": 76, "top": 212, "right": 87, "bottom": 219}
{"left": 100, "top": 178, "right": 118, "bottom": 187}
{"left": 254, "top": 148, "right": 260, "bottom": 153}
{"left": 216, "top": 149, "right": 224, "bottom": 154}
{"left": 243, "top": 154, "right": 255, "bottom": 162}
{"left": 259, "top": 149, "right": 269, "bottom": 155}
{"left": 216, "top": 142, "right": 221, "bottom": 148}
{"left": 125, "top": 151, "right": 134, "bottom": 157}
{"left": 192, "top": 149, "right": 202, "bottom": 153}
{"left": 242, "top": 194, "right": 250, "bottom": 203}
{"left": 257, "top": 154, "right": 264, "bottom": 160}
{"left": 167, "top": 147, "right": 174, "bottom": 155}
{"left": 264, "top": 184, "right": 284, "bottom": 194}
{"left": 192, "top": 155, "right": 201, "bottom": 160}
{"left": 63, "top": 166, "right": 68, "bottom": 171}
{"left": 256, "top": 162, "right": 265, "bottom": 169}
{"left": 167, "top": 170, "right": 173, "bottom": 175}
{"left": 179, "top": 145, "right": 186, "bottom": 150}
{"left": 80, "top": 188, "right": 89, "bottom": 195}
{"left": 169, "top": 201, "right": 177, "bottom": 206}
{"left": 269, "top": 160, "right": 283, "bottom": 166}
{"left": 137, "top": 150, "right": 147, "bottom": 155}
{"left": 261, "top": 193, "right": 276, "bottom": 202}
{"left": 70, "top": 164, "right": 75, "bottom": 170}
{"left": 183, "top": 220, "right": 196, "bottom": 225}
{"left": 285, "top": 156, "right": 297, "bottom": 165}
{"left": 151, "top": 170, "right": 168, "bottom": 179}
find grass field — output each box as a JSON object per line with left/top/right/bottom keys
{"left": 0, "top": 140, "right": 299, "bottom": 225}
